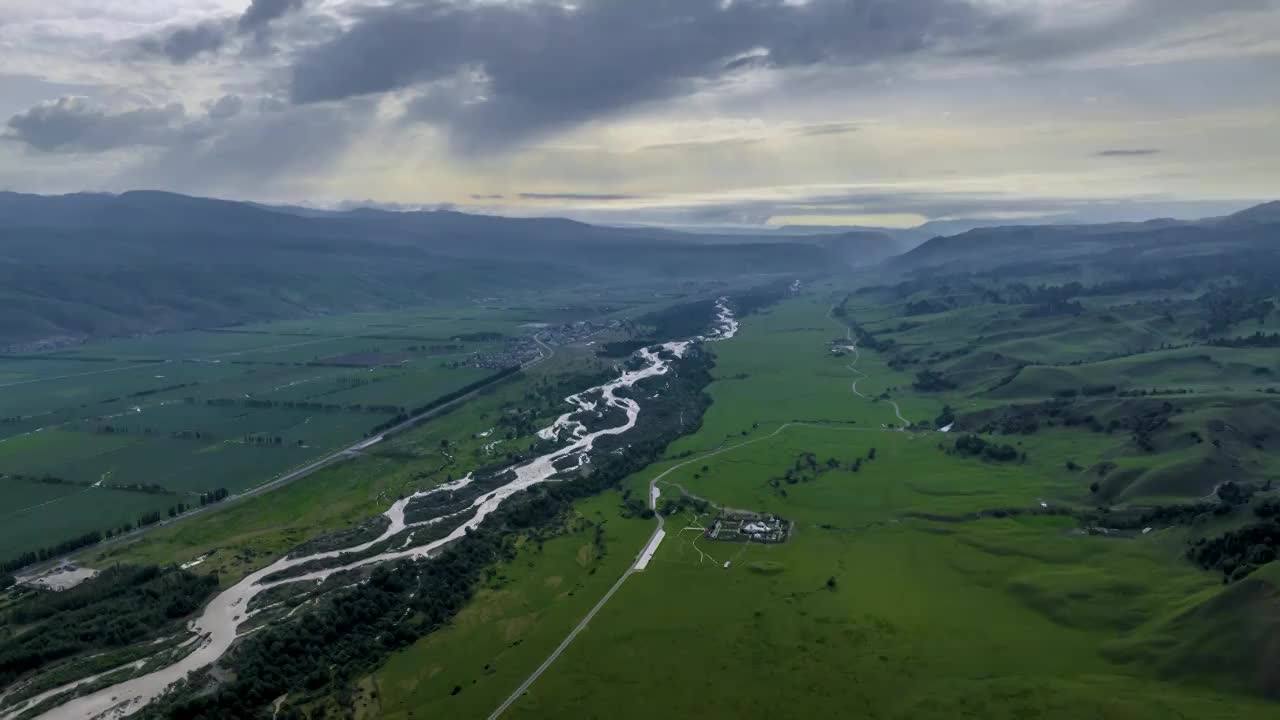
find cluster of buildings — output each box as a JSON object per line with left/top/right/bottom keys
{"left": 464, "top": 320, "right": 620, "bottom": 369}
{"left": 705, "top": 510, "right": 790, "bottom": 544}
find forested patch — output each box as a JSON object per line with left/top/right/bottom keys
{"left": 0, "top": 566, "right": 216, "bottom": 686}
{"left": 951, "top": 434, "right": 1023, "bottom": 463}
{"left": 1187, "top": 519, "right": 1280, "bottom": 583}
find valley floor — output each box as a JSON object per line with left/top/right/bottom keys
{"left": 6, "top": 280, "right": 1279, "bottom": 720}
{"left": 358, "top": 291, "right": 1280, "bottom": 719}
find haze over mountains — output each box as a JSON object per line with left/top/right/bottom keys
{"left": 1, "top": 190, "right": 1276, "bottom": 349}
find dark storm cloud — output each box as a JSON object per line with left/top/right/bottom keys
{"left": 4, "top": 92, "right": 370, "bottom": 197}
{"left": 1097, "top": 148, "right": 1162, "bottom": 157}
{"left": 138, "top": 21, "right": 232, "bottom": 64}
{"left": 239, "top": 0, "right": 306, "bottom": 33}
{"left": 519, "top": 193, "right": 641, "bottom": 201}
{"left": 4, "top": 97, "right": 194, "bottom": 152}
{"left": 283, "top": 0, "right": 1280, "bottom": 154}
{"left": 137, "top": 0, "right": 308, "bottom": 63}
{"left": 207, "top": 95, "right": 245, "bottom": 120}
{"left": 291, "top": 0, "right": 1002, "bottom": 152}
{"left": 132, "top": 99, "right": 374, "bottom": 194}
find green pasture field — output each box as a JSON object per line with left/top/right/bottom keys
{"left": 314, "top": 365, "right": 492, "bottom": 408}
{"left": 661, "top": 298, "right": 919, "bottom": 459}
{"left": 0, "top": 405, "right": 389, "bottom": 491}
{"left": 18, "top": 279, "right": 1278, "bottom": 718}
{"left": 0, "top": 475, "right": 84, "bottom": 515}
{"left": 983, "top": 347, "right": 1279, "bottom": 402}
{"left": 0, "top": 302, "right": 567, "bottom": 567}
{"left": 83, "top": 355, "right": 586, "bottom": 583}
{"left": 351, "top": 491, "right": 651, "bottom": 720}
{"left": 58, "top": 330, "right": 318, "bottom": 360}
{"left": 482, "top": 295, "right": 1280, "bottom": 719}
{"left": 2, "top": 482, "right": 175, "bottom": 561}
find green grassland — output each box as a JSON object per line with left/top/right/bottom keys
{"left": 350, "top": 491, "right": 651, "bottom": 720}
{"left": 9, "top": 274, "right": 1280, "bottom": 719}
{"left": 363, "top": 290, "right": 1280, "bottom": 719}
{"left": 83, "top": 349, "right": 620, "bottom": 585}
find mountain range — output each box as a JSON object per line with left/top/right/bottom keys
{"left": 891, "top": 201, "right": 1280, "bottom": 274}
{"left": 1, "top": 191, "right": 1276, "bottom": 348}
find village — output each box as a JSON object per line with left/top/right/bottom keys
{"left": 463, "top": 319, "right": 621, "bottom": 369}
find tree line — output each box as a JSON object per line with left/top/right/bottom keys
{"left": 365, "top": 365, "right": 522, "bottom": 437}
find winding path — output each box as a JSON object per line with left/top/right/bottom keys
{"left": 835, "top": 314, "right": 910, "bottom": 428}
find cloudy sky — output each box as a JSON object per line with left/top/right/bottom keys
{"left": 2, "top": 0, "right": 1278, "bottom": 228}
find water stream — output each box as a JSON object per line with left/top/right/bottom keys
{"left": 16, "top": 300, "right": 738, "bottom": 720}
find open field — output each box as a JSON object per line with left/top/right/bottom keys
{"left": 374, "top": 290, "right": 1280, "bottom": 719}
{"left": 350, "top": 491, "right": 651, "bottom": 720}
{"left": 7, "top": 272, "right": 1280, "bottom": 720}
{"left": 75, "top": 288, "right": 708, "bottom": 583}
{"left": 84, "top": 368, "right": 554, "bottom": 585}
{"left": 0, "top": 300, "right": 634, "bottom": 566}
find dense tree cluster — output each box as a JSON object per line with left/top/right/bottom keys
{"left": 0, "top": 566, "right": 217, "bottom": 686}
{"left": 1210, "top": 331, "right": 1280, "bottom": 348}
{"left": 727, "top": 281, "right": 793, "bottom": 318}
{"left": 634, "top": 299, "right": 720, "bottom": 341}
{"left": 1187, "top": 519, "right": 1280, "bottom": 583}
{"left": 912, "top": 369, "right": 956, "bottom": 392}
{"left": 953, "top": 434, "right": 1022, "bottom": 463}
{"left": 903, "top": 299, "right": 953, "bottom": 316}
{"left": 199, "top": 488, "right": 230, "bottom": 506}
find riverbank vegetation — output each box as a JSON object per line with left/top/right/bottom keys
{"left": 0, "top": 566, "right": 216, "bottom": 692}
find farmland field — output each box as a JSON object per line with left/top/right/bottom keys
{"left": 0, "top": 303, "right": 582, "bottom": 566}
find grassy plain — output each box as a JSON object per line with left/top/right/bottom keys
{"left": 0, "top": 304, "right": 556, "bottom": 565}
{"left": 351, "top": 491, "right": 651, "bottom": 720}
{"left": 15, "top": 276, "right": 1280, "bottom": 719}
{"left": 384, "top": 291, "right": 1280, "bottom": 719}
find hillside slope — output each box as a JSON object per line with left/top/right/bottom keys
{"left": 0, "top": 192, "right": 838, "bottom": 347}
{"left": 889, "top": 203, "right": 1280, "bottom": 274}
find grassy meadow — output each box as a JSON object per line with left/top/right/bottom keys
{"left": 366, "top": 289, "right": 1280, "bottom": 719}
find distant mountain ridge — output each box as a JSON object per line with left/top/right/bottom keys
{"left": 0, "top": 190, "right": 863, "bottom": 347}
{"left": 3, "top": 190, "right": 1274, "bottom": 347}
{"left": 889, "top": 202, "right": 1280, "bottom": 274}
